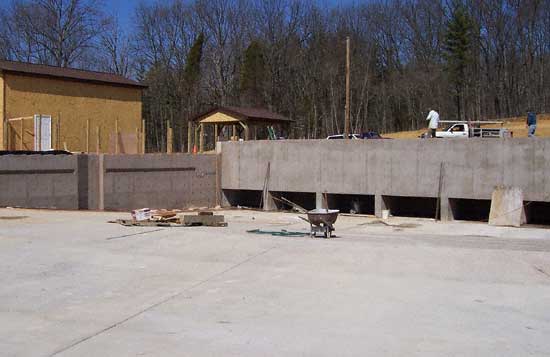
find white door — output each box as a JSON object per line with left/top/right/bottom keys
{"left": 34, "top": 115, "right": 52, "bottom": 151}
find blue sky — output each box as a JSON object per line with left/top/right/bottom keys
{"left": 106, "top": 0, "right": 356, "bottom": 29}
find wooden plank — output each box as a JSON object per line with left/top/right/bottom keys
{"left": 7, "top": 116, "right": 34, "bottom": 122}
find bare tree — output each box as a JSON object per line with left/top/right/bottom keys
{"left": 11, "top": 0, "right": 108, "bottom": 67}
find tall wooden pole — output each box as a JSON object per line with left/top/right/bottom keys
{"left": 344, "top": 36, "right": 351, "bottom": 139}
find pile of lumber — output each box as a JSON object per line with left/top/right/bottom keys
{"left": 111, "top": 210, "right": 227, "bottom": 227}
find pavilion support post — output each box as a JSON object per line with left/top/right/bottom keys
{"left": 239, "top": 121, "right": 249, "bottom": 141}
{"left": 232, "top": 124, "right": 237, "bottom": 141}
{"left": 199, "top": 123, "right": 204, "bottom": 153}
{"left": 214, "top": 124, "right": 218, "bottom": 145}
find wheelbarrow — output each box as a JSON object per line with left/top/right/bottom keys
{"left": 306, "top": 209, "right": 340, "bottom": 238}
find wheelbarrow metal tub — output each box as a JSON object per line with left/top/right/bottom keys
{"left": 307, "top": 209, "right": 340, "bottom": 238}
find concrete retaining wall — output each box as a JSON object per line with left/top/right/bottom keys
{"left": 0, "top": 153, "right": 217, "bottom": 211}
{"left": 219, "top": 139, "right": 550, "bottom": 220}
{"left": 0, "top": 154, "right": 81, "bottom": 209}
{"left": 101, "top": 154, "right": 217, "bottom": 210}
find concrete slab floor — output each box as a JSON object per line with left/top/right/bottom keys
{"left": 1, "top": 208, "right": 550, "bottom": 357}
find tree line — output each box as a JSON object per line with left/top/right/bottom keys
{"left": 1, "top": 0, "right": 549, "bottom": 151}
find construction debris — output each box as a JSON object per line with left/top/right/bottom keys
{"left": 112, "top": 209, "right": 227, "bottom": 227}
{"left": 183, "top": 211, "right": 227, "bottom": 227}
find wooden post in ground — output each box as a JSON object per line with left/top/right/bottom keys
{"left": 136, "top": 128, "right": 140, "bottom": 154}
{"left": 57, "top": 113, "right": 61, "bottom": 150}
{"left": 141, "top": 119, "right": 146, "bottom": 153}
{"left": 344, "top": 36, "right": 351, "bottom": 139}
{"left": 199, "top": 123, "right": 204, "bottom": 153}
{"left": 20, "top": 119, "right": 24, "bottom": 150}
{"left": 86, "top": 119, "right": 90, "bottom": 152}
{"left": 115, "top": 118, "right": 119, "bottom": 154}
{"left": 166, "top": 120, "right": 173, "bottom": 154}
{"left": 194, "top": 126, "right": 199, "bottom": 154}
{"left": 96, "top": 126, "right": 100, "bottom": 153}
{"left": 187, "top": 122, "right": 192, "bottom": 153}
{"left": 214, "top": 124, "right": 219, "bottom": 145}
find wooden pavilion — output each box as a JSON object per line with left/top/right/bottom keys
{"left": 189, "top": 106, "right": 291, "bottom": 152}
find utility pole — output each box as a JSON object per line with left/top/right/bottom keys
{"left": 344, "top": 36, "right": 351, "bottom": 139}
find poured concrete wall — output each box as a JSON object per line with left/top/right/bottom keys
{"left": 0, "top": 154, "right": 217, "bottom": 211}
{"left": 101, "top": 154, "right": 217, "bottom": 210}
{"left": 220, "top": 139, "right": 550, "bottom": 219}
{"left": 0, "top": 154, "right": 81, "bottom": 209}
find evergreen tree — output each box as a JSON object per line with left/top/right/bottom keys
{"left": 240, "top": 40, "right": 266, "bottom": 107}
{"left": 184, "top": 33, "right": 205, "bottom": 86}
{"left": 443, "top": 3, "right": 474, "bottom": 121}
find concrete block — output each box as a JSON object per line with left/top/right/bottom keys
{"left": 374, "top": 194, "right": 388, "bottom": 218}
{"left": 489, "top": 186, "right": 526, "bottom": 227}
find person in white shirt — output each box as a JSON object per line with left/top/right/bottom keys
{"left": 426, "top": 109, "right": 440, "bottom": 138}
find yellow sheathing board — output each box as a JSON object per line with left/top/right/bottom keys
{"left": 4, "top": 73, "right": 142, "bottom": 152}
{"left": 199, "top": 112, "right": 240, "bottom": 124}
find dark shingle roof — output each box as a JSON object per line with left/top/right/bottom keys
{"left": 193, "top": 106, "right": 291, "bottom": 123}
{"left": 0, "top": 60, "right": 147, "bottom": 88}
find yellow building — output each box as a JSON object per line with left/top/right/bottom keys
{"left": 0, "top": 60, "right": 146, "bottom": 153}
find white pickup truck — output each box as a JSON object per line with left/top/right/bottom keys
{"left": 426, "top": 122, "right": 511, "bottom": 139}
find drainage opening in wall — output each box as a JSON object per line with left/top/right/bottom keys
{"left": 382, "top": 196, "right": 437, "bottom": 218}
{"left": 327, "top": 194, "right": 374, "bottom": 215}
{"left": 449, "top": 198, "right": 491, "bottom": 222}
{"left": 270, "top": 191, "right": 316, "bottom": 211}
{"left": 223, "top": 189, "right": 263, "bottom": 209}
{"left": 524, "top": 201, "right": 550, "bottom": 226}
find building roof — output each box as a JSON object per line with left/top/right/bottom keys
{"left": 193, "top": 106, "right": 291, "bottom": 123}
{"left": 0, "top": 60, "right": 147, "bottom": 89}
